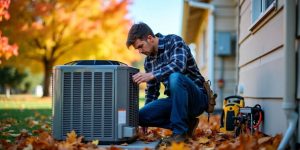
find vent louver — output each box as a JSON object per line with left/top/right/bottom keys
{"left": 62, "top": 72, "right": 114, "bottom": 138}
{"left": 53, "top": 60, "right": 139, "bottom": 143}
{"left": 129, "top": 73, "right": 139, "bottom": 127}
{"left": 62, "top": 72, "right": 71, "bottom": 138}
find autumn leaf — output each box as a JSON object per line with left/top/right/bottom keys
{"left": 162, "top": 129, "right": 173, "bottom": 137}
{"left": 258, "top": 136, "right": 272, "bottom": 145}
{"left": 0, "top": 0, "right": 18, "bottom": 63}
{"left": 198, "top": 137, "right": 209, "bottom": 144}
{"left": 66, "top": 130, "right": 77, "bottom": 144}
{"left": 168, "top": 142, "right": 189, "bottom": 150}
{"left": 92, "top": 139, "right": 99, "bottom": 145}
{"left": 0, "top": 114, "right": 282, "bottom": 149}
{"left": 57, "top": 142, "right": 73, "bottom": 150}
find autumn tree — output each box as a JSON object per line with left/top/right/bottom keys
{"left": 0, "top": 0, "right": 18, "bottom": 63}
{"left": 1, "top": 0, "right": 140, "bottom": 96}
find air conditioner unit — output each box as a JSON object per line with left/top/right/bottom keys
{"left": 52, "top": 60, "right": 139, "bottom": 144}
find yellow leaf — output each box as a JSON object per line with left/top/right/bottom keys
{"left": 198, "top": 137, "right": 210, "bottom": 144}
{"left": 169, "top": 142, "right": 189, "bottom": 150}
{"left": 92, "top": 139, "right": 99, "bottom": 145}
{"left": 34, "top": 112, "right": 40, "bottom": 117}
{"left": 66, "top": 130, "right": 77, "bottom": 144}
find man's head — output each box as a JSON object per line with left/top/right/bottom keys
{"left": 126, "top": 22, "right": 158, "bottom": 56}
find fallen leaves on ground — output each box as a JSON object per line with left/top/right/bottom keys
{"left": 0, "top": 114, "right": 282, "bottom": 150}
{"left": 138, "top": 115, "right": 282, "bottom": 150}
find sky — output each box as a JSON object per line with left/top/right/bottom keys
{"left": 128, "top": 0, "right": 184, "bottom": 36}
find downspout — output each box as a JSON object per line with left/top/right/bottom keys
{"left": 235, "top": 2, "right": 240, "bottom": 96}
{"left": 278, "top": 0, "right": 299, "bottom": 149}
{"left": 187, "top": 0, "right": 215, "bottom": 89}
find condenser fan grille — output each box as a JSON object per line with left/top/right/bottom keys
{"left": 62, "top": 71, "right": 114, "bottom": 139}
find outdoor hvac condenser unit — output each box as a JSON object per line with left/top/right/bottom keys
{"left": 52, "top": 60, "right": 139, "bottom": 144}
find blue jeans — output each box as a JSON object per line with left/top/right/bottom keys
{"left": 139, "top": 72, "right": 208, "bottom": 135}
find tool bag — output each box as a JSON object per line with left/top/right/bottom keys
{"left": 203, "top": 80, "right": 217, "bottom": 113}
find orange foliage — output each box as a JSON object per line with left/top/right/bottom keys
{"left": 1, "top": 0, "right": 140, "bottom": 96}
{"left": 0, "top": 0, "right": 18, "bottom": 63}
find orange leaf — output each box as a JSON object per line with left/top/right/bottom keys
{"left": 169, "top": 142, "right": 189, "bottom": 150}
{"left": 162, "top": 129, "right": 172, "bottom": 137}
{"left": 258, "top": 136, "right": 272, "bottom": 145}
{"left": 66, "top": 130, "right": 77, "bottom": 144}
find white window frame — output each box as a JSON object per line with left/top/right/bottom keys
{"left": 250, "top": 0, "right": 277, "bottom": 30}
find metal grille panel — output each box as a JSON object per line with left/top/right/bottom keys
{"left": 93, "top": 72, "right": 103, "bottom": 138}
{"left": 62, "top": 72, "right": 71, "bottom": 138}
{"left": 104, "top": 72, "right": 113, "bottom": 138}
{"left": 62, "top": 71, "right": 114, "bottom": 139}
{"left": 128, "top": 72, "right": 139, "bottom": 127}
{"left": 72, "top": 72, "right": 82, "bottom": 135}
{"left": 83, "top": 72, "right": 92, "bottom": 137}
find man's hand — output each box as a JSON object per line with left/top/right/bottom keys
{"left": 132, "top": 72, "right": 154, "bottom": 84}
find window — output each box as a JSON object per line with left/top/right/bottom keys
{"left": 252, "top": 0, "right": 276, "bottom": 23}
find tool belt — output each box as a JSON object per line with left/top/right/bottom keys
{"left": 203, "top": 80, "right": 217, "bottom": 113}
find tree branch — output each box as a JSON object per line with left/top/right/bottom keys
{"left": 52, "top": 38, "right": 83, "bottom": 62}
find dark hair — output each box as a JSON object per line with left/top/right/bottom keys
{"left": 126, "top": 22, "right": 154, "bottom": 48}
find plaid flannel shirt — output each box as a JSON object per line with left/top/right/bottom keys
{"left": 144, "top": 33, "right": 205, "bottom": 104}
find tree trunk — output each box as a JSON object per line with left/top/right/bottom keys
{"left": 43, "top": 60, "right": 53, "bottom": 97}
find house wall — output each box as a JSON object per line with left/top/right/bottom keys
{"left": 212, "top": 0, "right": 238, "bottom": 109}
{"left": 195, "top": 16, "right": 209, "bottom": 79}
{"left": 238, "top": 0, "right": 287, "bottom": 136}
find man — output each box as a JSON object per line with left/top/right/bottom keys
{"left": 126, "top": 22, "right": 208, "bottom": 143}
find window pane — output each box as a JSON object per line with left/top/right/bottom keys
{"left": 265, "top": 0, "right": 275, "bottom": 10}
{"left": 252, "top": 0, "right": 262, "bottom": 22}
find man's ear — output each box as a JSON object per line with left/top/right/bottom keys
{"left": 147, "top": 35, "right": 154, "bottom": 43}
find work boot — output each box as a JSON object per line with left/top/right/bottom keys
{"left": 187, "top": 117, "right": 199, "bottom": 137}
{"left": 161, "top": 133, "right": 188, "bottom": 145}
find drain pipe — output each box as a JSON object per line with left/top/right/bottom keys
{"left": 278, "top": 0, "right": 299, "bottom": 149}
{"left": 186, "top": 0, "right": 215, "bottom": 89}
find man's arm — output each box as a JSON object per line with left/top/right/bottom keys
{"left": 152, "top": 40, "right": 188, "bottom": 82}
{"left": 132, "top": 62, "right": 160, "bottom": 105}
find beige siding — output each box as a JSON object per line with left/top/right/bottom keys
{"left": 215, "top": 1, "right": 237, "bottom": 31}
{"left": 215, "top": 57, "right": 236, "bottom": 70}
{"left": 239, "top": 47, "right": 284, "bottom": 97}
{"left": 212, "top": 0, "right": 237, "bottom": 6}
{"left": 212, "top": 0, "right": 238, "bottom": 108}
{"left": 238, "top": 0, "right": 287, "bottom": 136}
{"left": 239, "top": 0, "right": 251, "bottom": 42}
{"left": 215, "top": 56, "right": 236, "bottom": 108}
{"left": 216, "top": 17, "right": 237, "bottom": 31}
{"left": 239, "top": 10, "right": 284, "bottom": 66}
{"left": 245, "top": 98, "right": 287, "bottom": 136}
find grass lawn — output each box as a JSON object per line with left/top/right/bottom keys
{"left": 0, "top": 94, "right": 145, "bottom": 142}
{"left": 0, "top": 95, "right": 52, "bottom": 142}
